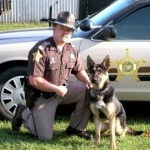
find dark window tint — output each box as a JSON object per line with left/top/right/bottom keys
{"left": 115, "top": 6, "right": 150, "bottom": 39}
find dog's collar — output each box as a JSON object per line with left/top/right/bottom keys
{"left": 90, "top": 81, "right": 109, "bottom": 98}
{"left": 94, "top": 81, "right": 109, "bottom": 92}
{"left": 92, "top": 88, "right": 103, "bottom": 94}
{"left": 90, "top": 89, "right": 103, "bottom": 99}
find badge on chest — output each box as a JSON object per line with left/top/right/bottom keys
{"left": 50, "top": 57, "right": 55, "bottom": 64}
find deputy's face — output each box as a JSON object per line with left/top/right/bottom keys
{"left": 53, "top": 24, "right": 73, "bottom": 44}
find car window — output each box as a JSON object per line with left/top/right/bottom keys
{"left": 114, "top": 6, "right": 150, "bottom": 39}
{"left": 73, "top": 0, "right": 134, "bottom": 38}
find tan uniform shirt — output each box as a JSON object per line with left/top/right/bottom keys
{"left": 27, "top": 37, "right": 85, "bottom": 86}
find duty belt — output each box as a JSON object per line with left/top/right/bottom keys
{"left": 40, "top": 92, "right": 55, "bottom": 99}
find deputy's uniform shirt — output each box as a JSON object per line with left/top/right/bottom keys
{"left": 28, "top": 37, "right": 85, "bottom": 86}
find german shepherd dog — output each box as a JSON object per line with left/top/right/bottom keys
{"left": 87, "top": 55, "right": 143, "bottom": 150}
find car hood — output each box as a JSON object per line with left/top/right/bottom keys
{"left": 0, "top": 27, "right": 52, "bottom": 44}
{"left": 0, "top": 27, "right": 84, "bottom": 53}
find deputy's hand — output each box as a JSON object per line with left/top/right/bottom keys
{"left": 86, "top": 81, "right": 93, "bottom": 89}
{"left": 56, "top": 85, "right": 68, "bottom": 97}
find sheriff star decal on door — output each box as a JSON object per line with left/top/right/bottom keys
{"left": 111, "top": 48, "right": 145, "bottom": 82}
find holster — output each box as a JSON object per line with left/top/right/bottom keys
{"left": 23, "top": 76, "right": 39, "bottom": 110}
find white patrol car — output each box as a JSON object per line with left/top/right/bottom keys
{"left": 0, "top": 0, "right": 150, "bottom": 120}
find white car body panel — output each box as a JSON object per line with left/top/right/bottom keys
{"left": 78, "top": 39, "right": 150, "bottom": 101}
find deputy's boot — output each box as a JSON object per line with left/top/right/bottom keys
{"left": 11, "top": 103, "right": 27, "bottom": 131}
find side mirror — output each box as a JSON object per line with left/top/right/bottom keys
{"left": 80, "top": 19, "right": 101, "bottom": 31}
{"left": 95, "top": 25, "right": 117, "bottom": 40}
{"left": 100, "top": 25, "right": 116, "bottom": 40}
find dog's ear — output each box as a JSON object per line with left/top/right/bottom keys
{"left": 87, "top": 55, "right": 95, "bottom": 69}
{"left": 102, "top": 55, "right": 110, "bottom": 71}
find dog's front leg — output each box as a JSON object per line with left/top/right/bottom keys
{"left": 109, "top": 113, "right": 117, "bottom": 150}
{"left": 93, "top": 116, "right": 102, "bottom": 145}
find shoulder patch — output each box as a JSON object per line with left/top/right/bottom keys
{"left": 32, "top": 50, "right": 43, "bottom": 63}
{"left": 38, "top": 41, "right": 51, "bottom": 51}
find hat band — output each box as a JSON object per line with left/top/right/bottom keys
{"left": 53, "top": 21, "right": 75, "bottom": 30}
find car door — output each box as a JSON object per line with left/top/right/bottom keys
{"left": 79, "top": 5, "right": 150, "bottom": 101}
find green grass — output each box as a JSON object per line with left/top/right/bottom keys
{"left": 0, "top": 116, "right": 150, "bottom": 150}
{"left": 0, "top": 22, "right": 48, "bottom": 31}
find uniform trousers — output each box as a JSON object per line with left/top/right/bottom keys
{"left": 21, "top": 81, "right": 91, "bottom": 140}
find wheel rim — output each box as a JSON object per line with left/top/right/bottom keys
{"left": 1, "top": 76, "right": 26, "bottom": 116}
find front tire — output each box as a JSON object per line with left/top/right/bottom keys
{"left": 0, "top": 66, "right": 27, "bottom": 120}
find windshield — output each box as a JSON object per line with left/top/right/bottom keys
{"left": 73, "top": 0, "right": 135, "bottom": 38}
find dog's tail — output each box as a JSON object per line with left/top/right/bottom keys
{"left": 126, "top": 127, "right": 143, "bottom": 135}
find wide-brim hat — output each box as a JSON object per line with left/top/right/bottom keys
{"left": 51, "top": 11, "right": 76, "bottom": 31}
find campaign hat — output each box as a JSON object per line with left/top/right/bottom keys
{"left": 52, "top": 11, "right": 76, "bottom": 30}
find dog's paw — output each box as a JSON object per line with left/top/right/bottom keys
{"left": 111, "top": 146, "right": 117, "bottom": 150}
{"left": 111, "top": 143, "right": 117, "bottom": 150}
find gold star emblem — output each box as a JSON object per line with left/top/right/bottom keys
{"left": 33, "top": 50, "right": 43, "bottom": 63}
{"left": 111, "top": 48, "right": 145, "bottom": 82}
